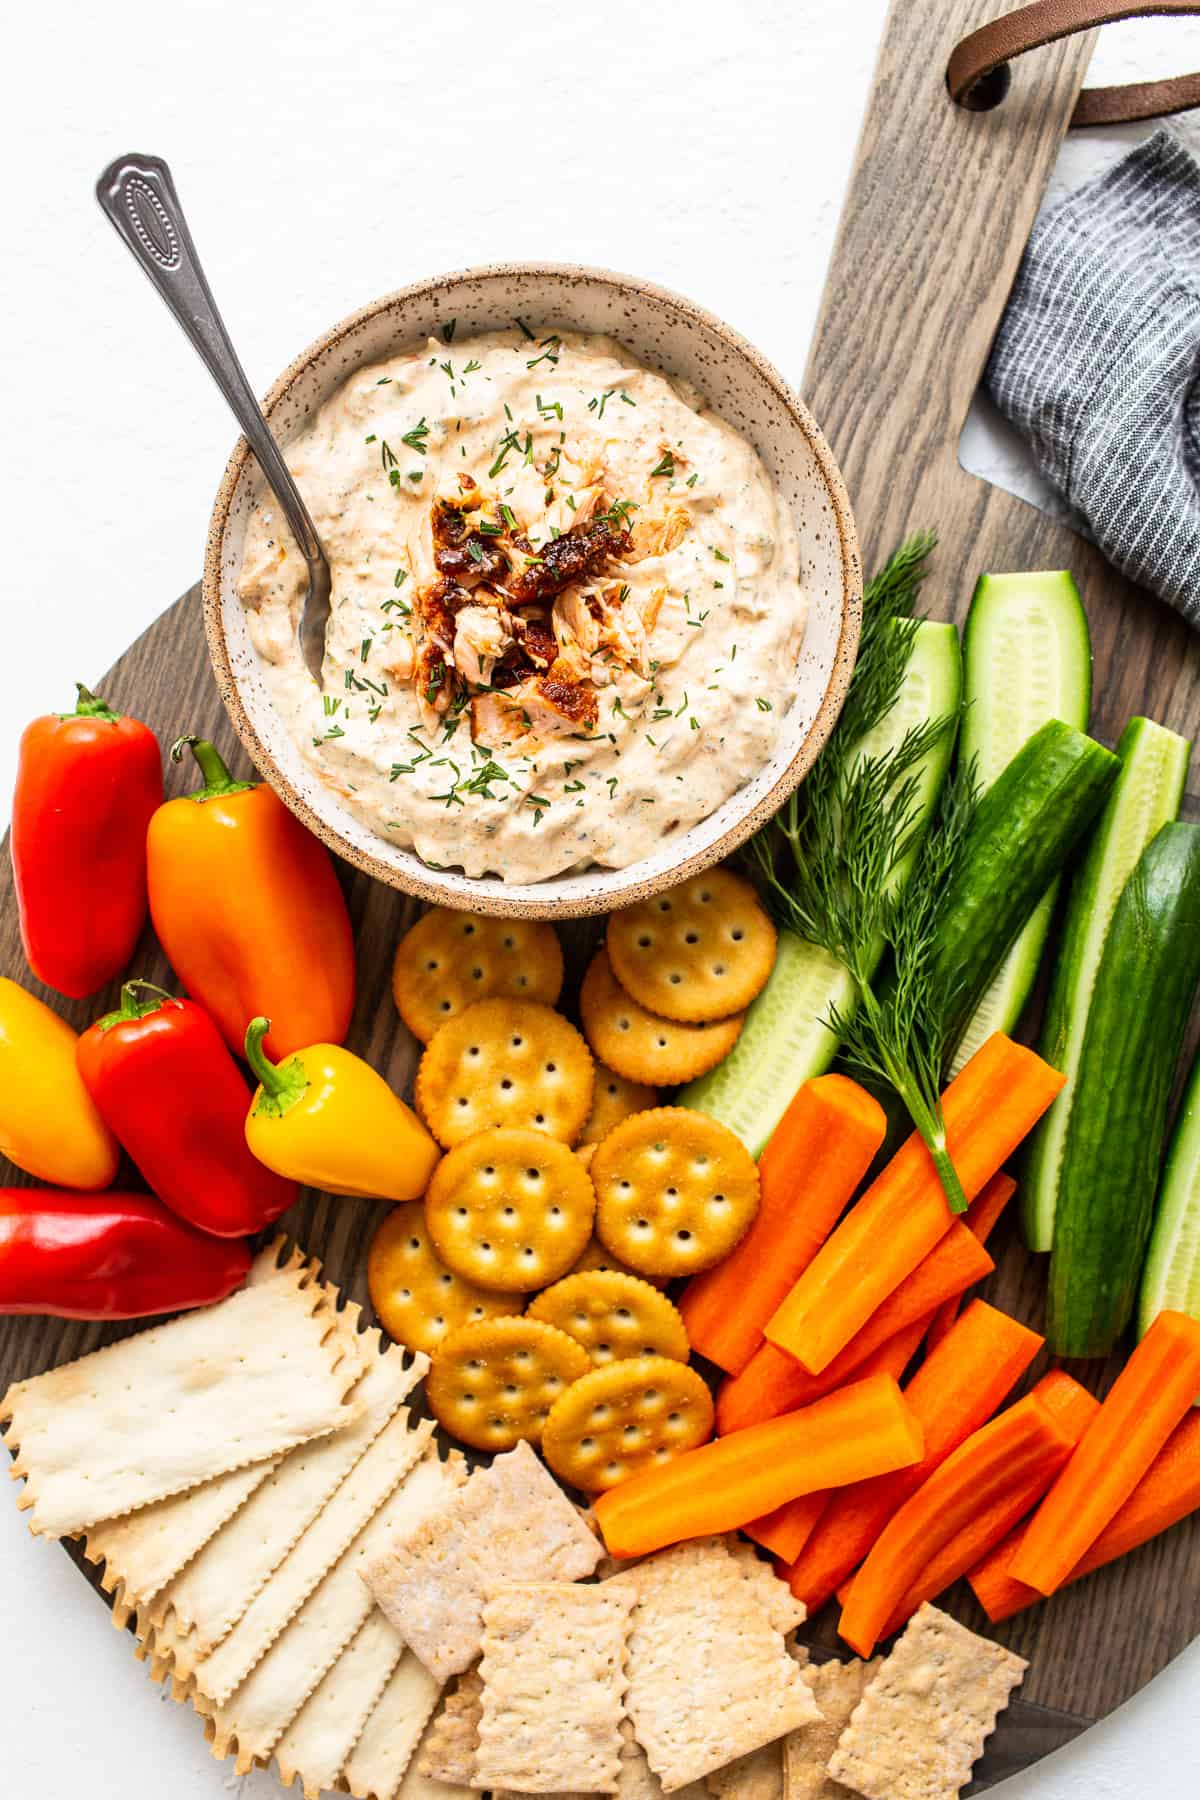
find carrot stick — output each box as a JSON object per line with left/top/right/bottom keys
{"left": 679, "top": 1076, "right": 885, "bottom": 1375}
{"left": 1010, "top": 1309, "right": 1200, "bottom": 1596}
{"left": 837, "top": 1389, "right": 1076, "bottom": 1657}
{"left": 760, "top": 1037, "right": 1064, "bottom": 1374}
{"left": 970, "top": 1400, "right": 1200, "bottom": 1624}
{"left": 592, "top": 1373, "right": 924, "bottom": 1560}
{"left": 742, "top": 1314, "right": 933, "bottom": 1562}
{"left": 784, "top": 1300, "right": 1043, "bottom": 1615}
{"left": 924, "top": 1173, "right": 1017, "bottom": 1352}
{"left": 860, "top": 1371, "right": 1099, "bottom": 1638}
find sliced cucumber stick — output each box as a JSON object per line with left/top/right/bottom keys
{"left": 679, "top": 621, "right": 961, "bottom": 1156}
{"left": 1022, "top": 718, "right": 1192, "bottom": 1252}
{"left": 1140, "top": 1046, "right": 1200, "bottom": 1339}
{"left": 951, "top": 572, "right": 1092, "bottom": 1074}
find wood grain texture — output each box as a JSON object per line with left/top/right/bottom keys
{"left": 0, "top": 2, "right": 1197, "bottom": 1789}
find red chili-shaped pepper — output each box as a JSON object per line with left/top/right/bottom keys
{"left": 11, "top": 684, "right": 163, "bottom": 999}
{"left": 76, "top": 981, "right": 298, "bottom": 1238}
{"left": 0, "top": 1189, "right": 251, "bottom": 1319}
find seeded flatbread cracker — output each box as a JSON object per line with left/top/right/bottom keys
{"left": 369, "top": 1201, "right": 524, "bottom": 1353}
{"left": 592, "top": 1107, "right": 760, "bottom": 1278}
{"left": 616, "top": 1541, "right": 822, "bottom": 1792}
{"left": 393, "top": 909, "right": 564, "bottom": 1043}
{"left": 425, "top": 1126, "right": 596, "bottom": 1292}
{"left": 274, "top": 1608, "right": 405, "bottom": 1800}
{"left": 608, "top": 870, "right": 777, "bottom": 1023}
{"left": 416, "top": 998, "right": 594, "bottom": 1147}
{"left": 365, "top": 1438, "right": 603, "bottom": 1682}
{"left": 782, "top": 1656, "right": 878, "bottom": 1800}
{"left": 205, "top": 1449, "right": 466, "bottom": 1772}
{"left": 826, "top": 1605, "right": 1027, "bottom": 1800}
{"left": 418, "top": 1666, "right": 484, "bottom": 1784}
{"left": 344, "top": 1652, "right": 446, "bottom": 1800}
{"left": 580, "top": 949, "right": 745, "bottom": 1086}
{"left": 426, "top": 1314, "right": 592, "bottom": 1452}
{"left": 529, "top": 1270, "right": 689, "bottom": 1366}
{"left": 542, "top": 1356, "right": 714, "bottom": 1493}
{"left": 0, "top": 1262, "right": 364, "bottom": 1537}
{"left": 569, "top": 1235, "right": 669, "bottom": 1290}
{"left": 474, "top": 1581, "right": 634, "bottom": 1793}
{"left": 582, "top": 1064, "right": 661, "bottom": 1144}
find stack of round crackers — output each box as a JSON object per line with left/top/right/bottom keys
{"left": 369, "top": 871, "right": 777, "bottom": 1495}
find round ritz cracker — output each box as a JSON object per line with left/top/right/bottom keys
{"left": 392, "top": 907, "right": 564, "bottom": 1043}
{"left": 566, "top": 1234, "right": 668, "bottom": 1291}
{"left": 579, "top": 1063, "right": 660, "bottom": 1144}
{"left": 607, "top": 866, "right": 777, "bottom": 1023}
{"left": 541, "top": 1354, "right": 715, "bottom": 1491}
{"left": 528, "top": 1269, "right": 689, "bottom": 1366}
{"left": 367, "top": 1200, "right": 524, "bottom": 1355}
{"left": 426, "top": 1314, "right": 591, "bottom": 1452}
{"left": 415, "top": 997, "right": 594, "bottom": 1148}
{"left": 424, "top": 1126, "right": 596, "bottom": 1293}
{"left": 579, "top": 948, "right": 744, "bottom": 1087}
{"left": 592, "top": 1106, "right": 760, "bottom": 1278}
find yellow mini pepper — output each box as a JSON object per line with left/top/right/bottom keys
{"left": 243, "top": 1017, "right": 439, "bottom": 1200}
{"left": 0, "top": 977, "right": 120, "bottom": 1190}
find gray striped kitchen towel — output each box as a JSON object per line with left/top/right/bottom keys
{"left": 986, "top": 127, "right": 1200, "bottom": 626}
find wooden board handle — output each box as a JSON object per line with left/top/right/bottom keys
{"left": 948, "top": 0, "right": 1200, "bottom": 125}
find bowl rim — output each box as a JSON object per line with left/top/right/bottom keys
{"left": 203, "top": 258, "right": 861, "bottom": 918}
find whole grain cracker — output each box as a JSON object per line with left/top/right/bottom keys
{"left": 343, "top": 1651, "right": 446, "bottom": 1800}
{"left": 580, "top": 949, "right": 744, "bottom": 1087}
{"left": 369, "top": 1200, "right": 524, "bottom": 1354}
{"left": 425, "top": 1315, "right": 591, "bottom": 1452}
{"left": 425, "top": 1126, "right": 596, "bottom": 1292}
{"left": 542, "top": 1355, "right": 714, "bottom": 1492}
{"left": 581, "top": 1064, "right": 661, "bottom": 1144}
{"left": 204, "top": 1449, "right": 466, "bottom": 1772}
{"left": 725, "top": 1540, "right": 809, "bottom": 1637}
{"left": 364, "top": 1438, "right": 603, "bottom": 1683}
{"left": 592, "top": 1108, "right": 760, "bottom": 1278}
{"left": 474, "top": 1581, "right": 634, "bottom": 1794}
{"left": 274, "top": 1608, "right": 406, "bottom": 1800}
{"left": 529, "top": 1270, "right": 689, "bottom": 1366}
{"left": 705, "top": 1741, "right": 784, "bottom": 1800}
{"left": 0, "top": 1260, "right": 365, "bottom": 1537}
{"left": 416, "top": 998, "right": 593, "bottom": 1147}
{"left": 826, "top": 1605, "right": 1027, "bottom": 1800}
{"left": 617, "top": 1717, "right": 710, "bottom": 1800}
{"left": 616, "top": 1541, "right": 821, "bottom": 1792}
{"left": 608, "top": 870, "right": 777, "bottom": 1023}
{"left": 782, "top": 1656, "right": 878, "bottom": 1800}
{"left": 393, "top": 910, "right": 563, "bottom": 1044}
{"left": 417, "top": 1666, "right": 483, "bottom": 1784}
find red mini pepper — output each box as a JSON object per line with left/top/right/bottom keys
{"left": 11, "top": 684, "right": 163, "bottom": 999}
{"left": 76, "top": 982, "right": 297, "bottom": 1238}
{"left": 0, "top": 1189, "right": 251, "bottom": 1319}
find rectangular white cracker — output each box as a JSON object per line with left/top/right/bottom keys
{"left": 617, "top": 1542, "right": 822, "bottom": 1793}
{"left": 783, "top": 1657, "right": 878, "bottom": 1800}
{"left": 196, "top": 1402, "right": 435, "bottom": 1702}
{"left": 474, "top": 1581, "right": 634, "bottom": 1794}
{"left": 342, "top": 1651, "right": 445, "bottom": 1800}
{"left": 826, "top": 1605, "right": 1027, "bottom": 1800}
{"left": 618, "top": 1718, "right": 708, "bottom": 1800}
{"left": 726, "top": 1539, "right": 809, "bottom": 1636}
{"left": 706, "top": 1742, "right": 784, "bottom": 1800}
{"left": 205, "top": 1450, "right": 466, "bottom": 1772}
{"left": 145, "top": 1331, "right": 426, "bottom": 1655}
{"left": 274, "top": 1608, "right": 405, "bottom": 1799}
{"left": 417, "top": 1665, "right": 483, "bottom": 1785}
{"left": 365, "top": 1438, "right": 603, "bottom": 1681}
{"left": 1, "top": 1259, "right": 364, "bottom": 1536}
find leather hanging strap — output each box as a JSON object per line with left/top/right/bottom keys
{"left": 947, "top": 1, "right": 1200, "bottom": 127}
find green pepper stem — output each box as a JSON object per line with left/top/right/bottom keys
{"left": 244, "top": 1017, "right": 310, "bottom": 1119}
{"left": 64, "top": 683, "right": 120, "bottom": 724}
{"left": 96, "top": 980, "right": 180, "bottom": 1033}
{"left": 171, "top": 735, "right": 256, "bottom": 803}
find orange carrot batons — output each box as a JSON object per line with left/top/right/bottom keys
{"left": 679, "top": 1075, "right": 885, "bottom": 1375}
{"left": 1011, "top": 1309, "right": 1200, "bottom": 1596}
{"left": 592, "top": 1373, "right": 924, "bottom": 1560}
{"left": 924, "top": 1171, "right": 1017, "bottom": 1352}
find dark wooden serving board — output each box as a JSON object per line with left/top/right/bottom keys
{"left": 2, "top": 1, "right": 1198, "bottom": 1790}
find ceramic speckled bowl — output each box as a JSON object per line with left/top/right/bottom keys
{"left": 204, "top": 264, "right": 861, "bottom": 918}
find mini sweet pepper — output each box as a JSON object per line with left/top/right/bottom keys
{"left": 77, "top": 982, "right": 297, "bottom": 1237}
{"left": 0, "top": 977, "right": 119, "bottom": 1190}
{"left": 146, "top": 737, "right": 356, "bottom": 1061}
{"left": 243, "top": 1016, "right": 439, "bottom": 1200}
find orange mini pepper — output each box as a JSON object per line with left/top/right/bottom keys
{"left": 147, "top": 737, "right": 355, "bottom": 1062}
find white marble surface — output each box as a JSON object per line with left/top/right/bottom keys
{"left": 1, "top": 3, "right": 1198, "bottom": 1795}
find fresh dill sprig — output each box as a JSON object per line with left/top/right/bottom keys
{"left": 746, "top": 530, "right": 977, "bottom": 1211}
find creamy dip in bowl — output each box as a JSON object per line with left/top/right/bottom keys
{"left": 205, "top": 266, "right": 860, "bottom": 917}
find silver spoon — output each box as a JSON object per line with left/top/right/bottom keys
{"left": 95, "top": 153, "right": 331, "bottom": 684}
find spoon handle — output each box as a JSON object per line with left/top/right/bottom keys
{"left": 95, "top": 153, "right": 328, "bottom": 622}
